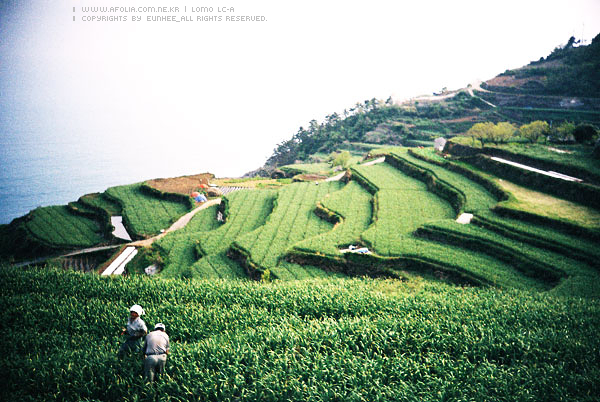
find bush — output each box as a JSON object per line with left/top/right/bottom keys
{"left": 573, "top": 124, "right": 598, "bottom": 143}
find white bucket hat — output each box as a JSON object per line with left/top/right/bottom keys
{"left": 129, "top": 304, "right": 145, "bottom": 316}
{"left": 154, "top": 323, "right": 165, "bottom": 330}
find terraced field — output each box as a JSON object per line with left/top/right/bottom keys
{"left": 280, "top": 162, "right": 333, "bottom": 175}
{"left": 190, "top": 189, "right": 277, "bottom": 279}
{"left": 4, "top": 146, "right": 597, "bottom": 298}
{"left": 210, "top": 152, "right": 598, "bottom": 294}
{"left": 419, "top": 219, "right": 600, "bottom": 297}
{"left": 292, "top": 181, "right": 373, "bottom": 257}
{"left": 233, "top": 181, "right": 344, "bottom": 279}
{"left": 353, "top": 162, "right": 426, "bottom": 191}
{"left": 24, "top": 206, "right": 105, "bottom": 248}
{"left": 79, "top": 192, "right": 122, "bottom": 216}
{"left": 105, "top": 183, "right": 192, "bottom": 238}
{"left": 473, "top": 211, "right": 600, "bottom": 264}
{"left": 352, "top": 166, "right": 545, "bottom": 290}
{"left": 394, "top": 148, "right": 499, "bottom": 213}
{"left": 154, "top": 205, "right": 222, "bottom": 278}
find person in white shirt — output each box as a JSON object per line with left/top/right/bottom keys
{"left": 143, "top": 322, "right": 170, "bottom": 382}
{"left": 118, "top": 304, "right": 147, "bottom": 358}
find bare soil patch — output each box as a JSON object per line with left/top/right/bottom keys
{"left": 147, "top": 173, "right": 214, "bottom": 195}
{"left": 440, "top": 116, "right": 478, "bottom": 123}
{"left": 486, "top": 75, "right": 544, "bottom": 88}
{"left": 295, "top": 174, "right": 328, "bottom": 182}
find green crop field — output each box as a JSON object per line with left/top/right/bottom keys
{"left": 105, "top": 183, "right": 191, "bottom": 238}
{"left": 2, "top": 267, "right": 599, "bottom": 401}
{"left": 24, "top": 205, "right": 105, "bottom": 248}
{"left": 473, "top": 211, "right": 600, "bottom": 262}
{"left": 353, "top": 162, "right": 426, "bottom": 191}
{"left": 292, "top": 181, "right": 373, "bottom": 257}
{"left": 348, "top": 162, "right": 551, "bottom": 289}
{"left": 153, "top": 205, "right": 222, "bottom": 278}
{"left": 392, "top": 149, "right": 499, "bottom": 213}
{"left": 420, "top": 220, "right": 600, "bottom": 297}
{"left": 482, "top": 143, "right": 600, "bottom": 183}
{"left": 80, "top": 192, "right": 123, "bottom": 216}
{"left": 233, "top": 181, "right": 343, "bottom": 279}
{"left": 190, "top": 189, "right": 277, "bottom": 279}
{"left": 360, "top": 188, "right": 542, "bottom": 290}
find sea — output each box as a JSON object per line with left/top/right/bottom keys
{"left": 0, "top": 132, "right": 260, "bottom": 224}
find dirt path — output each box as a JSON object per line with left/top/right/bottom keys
{"left": 467, "top": 80, "right": 496, "bottom": 108}
{"left": 324, "top": 157, "right": 385, "bottom": 182}
{"left": 361, "top": 157, "right": 385, "bottom": 166}
{"left": 325, "top": 172, "right": 346, "bottom": 182}
{"left": 410, "top": 91, "right": 461, "bottom": 103}
{"left": 15, "top": 199, "right": 222, "bottom": 268}
{"left": 130, "top": 198, "right": 221, "bottom": 247}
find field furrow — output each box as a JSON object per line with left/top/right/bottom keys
{"left": 233, "top": 181, "right": 343, "bottom": 278}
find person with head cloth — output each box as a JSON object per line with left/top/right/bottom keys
{"left": 143, "top": 323, "right": 170, "bottom": 382}
{"left": 118, "top": 304, "right": 148, "bottom": 358}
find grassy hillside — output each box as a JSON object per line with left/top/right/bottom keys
{"left": 190, "top": 189, "right": 277, "bottom": 279}
{"left": 233, "top": 181, "right": 344, "bottom": 280}
{"left": 291, "top": 181, "right": 373, "bottom": 257}
{"left": 0, "top": 205, "right": 109, "bottom": 261}
{"left": 105, "top": 183, "right": 192, "bottom": 239}
{"left": 2, "top": 266, "right": 599, "bottom": 401}
{"left": 484, "top": 33, "right": 600, "bottom": 97}
{"left": 3, "top": 34, "right": 600, "bottom": 402}
{"left": 152, "top": 205, "right": 223, "bottom": 278}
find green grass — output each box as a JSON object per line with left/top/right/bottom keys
{"left": 24, "top": 206, "right": 105, "bottom": 248}
{"left": 105, "top": 183, "right": 191, "bottom": 238}
{"left": 420, "top": 220, "right": 600, "bottom": 296}
{"left": 353, "top": 162, "right": 427, "bottom": 191}
{"left": 393, "top": 148, "right": 499, "bottom": 213}
{"left": 153, "top": 205, "right": 222, "bottom": 278}
{"left": 3, "top": 267, "right": 599, "bottom": 401}
{"left": 292, "top": 181, "right": 373, "bottom": 257}
{"left": 80, "top": 192, "right": 122, "bottom": 216}
{"left": 189, "top": 189, "right": 277, "bottom": 279}
{"left": 234, "top": 181, "right": 343, "bottom": 279}
{"left": 487, "top": 143, "right": 600, "bottom": 179}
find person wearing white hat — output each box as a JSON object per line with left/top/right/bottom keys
{"left": 117, "top": 304, "right": 148, "bottom": 358}
{"left": 143, "top": 323, "right": 170, "bottom": 382}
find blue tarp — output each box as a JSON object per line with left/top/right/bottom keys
{"left": 194, "top": 194, "right": 208, "bottom": 203}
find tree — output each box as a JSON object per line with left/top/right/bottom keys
{"left": 573, "top": 124, "right": 598, "bottom": 143}
{"left": 331, "top": 151, "right": 351, "bottom": 169}
{"left": 519, "top": 121, "right": 549, "bottom": 143}
{"left": 553, "top": 121, "right": 576, "bottom": 141}
{"left": 491, "top": 122, "right": 517, "bottom": 144}
{"left": 466, "top": 122, "right": 495, "bottom": 147}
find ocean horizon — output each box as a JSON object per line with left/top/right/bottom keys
{"left": 0, "top": 131, "right": 262, "bottom": 224}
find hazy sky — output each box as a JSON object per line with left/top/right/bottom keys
{"left": 1, "top": 0, "right": 599, "bottom": 180}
